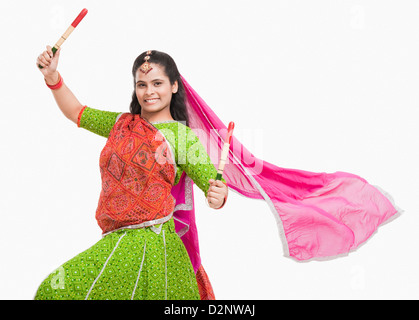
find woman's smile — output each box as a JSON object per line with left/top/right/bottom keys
{"left": 144, "top": 98, "right": 160, "bottom": 105}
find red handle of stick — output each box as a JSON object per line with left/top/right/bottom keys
{"left": 71, "top": 8, "right": 88, "bottom": 28}
{"left": 226, "top": 122, "right": 235, "bottom": 144}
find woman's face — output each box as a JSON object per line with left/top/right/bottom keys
{"left": 135, "top": 63, "right": 178, "bottom": 119}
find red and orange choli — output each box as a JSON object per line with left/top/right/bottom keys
{"left": 97, "top": 112, "right": 176, "bottom": 235}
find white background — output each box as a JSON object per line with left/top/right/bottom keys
{"left": 0, "top": 0, "right": 418, "bottom": 299}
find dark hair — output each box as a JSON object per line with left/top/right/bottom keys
{"left": 129, "top": 50, "right": 189, "bottom": 126}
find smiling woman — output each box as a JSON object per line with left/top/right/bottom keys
{"left": 35, "top": 43, "right": 400, "bottom": 300}
{"left": 130, "top": 51, "right": 188, "bottom": 126}
{"left": 34, "top": 48, "right": 228, "bottom": 300}
{"left": 134, "top": 64, "right": 178, "bottom": 123}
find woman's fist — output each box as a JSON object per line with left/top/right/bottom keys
{"left": 36, "top": 45, "right": 61, "bottom": 79}
{"left": 206, "top": 179, "right": 228, "bottom": 209}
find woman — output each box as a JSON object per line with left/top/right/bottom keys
{"left": 35, "top": 47, "right": 228, "bottom": 300}
{"left": 35, "top": 45, "right": 400, "bottom": 299}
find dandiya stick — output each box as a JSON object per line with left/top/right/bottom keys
{"left": 38, "top": 8, "right": 88, "bottom": 68}
{"left": 215, "top": 121, "right": 235, "bottom": 181}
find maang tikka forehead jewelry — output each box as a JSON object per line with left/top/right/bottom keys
{"left": 139, "top": 50, "right": 153, "bottom": 74}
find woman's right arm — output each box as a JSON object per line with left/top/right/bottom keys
{"left": 36, "top": 45, "right": 83, "bottom": 124}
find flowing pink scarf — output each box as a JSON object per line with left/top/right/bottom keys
{"left": 171, "top": 75, "right": 401, "bottom": 266}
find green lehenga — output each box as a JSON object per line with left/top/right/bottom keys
{"left": 35, "top": 218, "right": 200, "bottom": 300}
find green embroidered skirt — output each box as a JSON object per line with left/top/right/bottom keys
{"left": 34, "top": 218, "right": 200, "bottom": 300}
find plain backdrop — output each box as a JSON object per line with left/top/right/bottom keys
{"left": 1, "top": 0, "right": 418, "bottom": 300}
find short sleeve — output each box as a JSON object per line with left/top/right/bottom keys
{"left": 178, "top": 126, "right": 227, "bottom": 197}
{"left": 77, "top": 106, "right": 122, "bottom": 138}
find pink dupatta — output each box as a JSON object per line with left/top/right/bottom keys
{"left": 171, "top": 75, "right": 401, "bottom": 264}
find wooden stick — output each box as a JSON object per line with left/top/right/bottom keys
{"left": 215, "top": 121, "right": 235, "bottom": 181}
{"left": 39, "top": 8, "right": 88, "bottom": 68}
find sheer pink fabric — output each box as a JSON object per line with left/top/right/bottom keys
{"left": 172, "top": 75, "right": 400, "bottom": 262}
{"left": 171, "top": 172, "right": 202, "bottom": 272}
